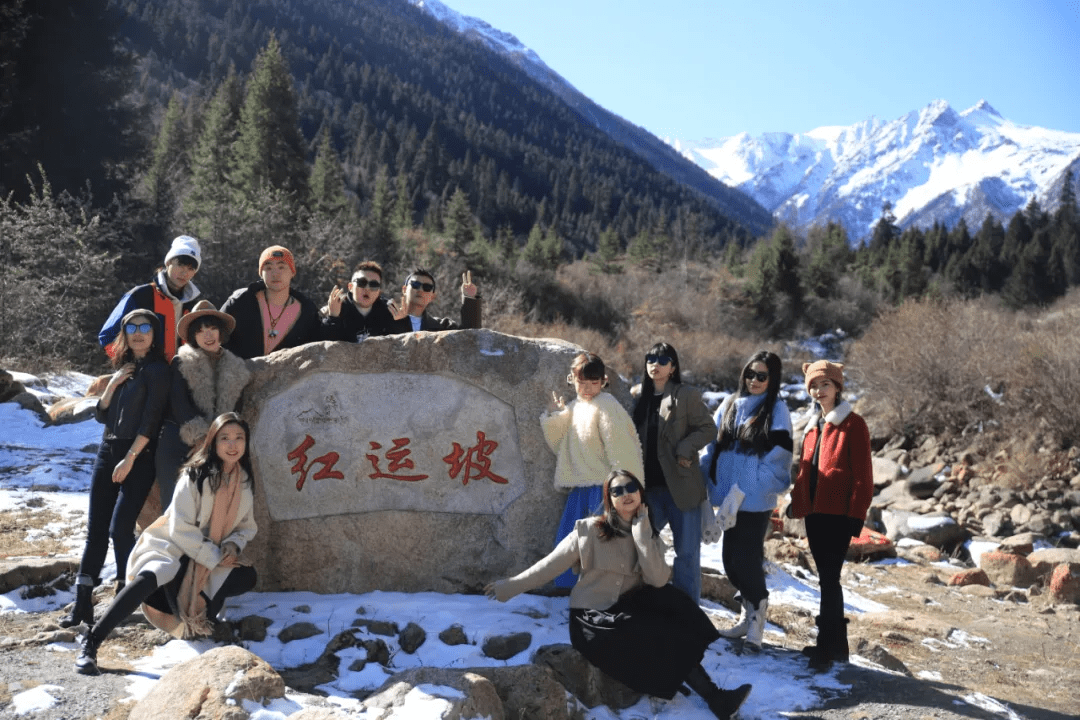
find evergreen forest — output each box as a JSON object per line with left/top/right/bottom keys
{"left": 1, "top": 0, "right": 1078, "bottom": 377}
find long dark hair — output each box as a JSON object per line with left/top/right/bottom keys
{"left": 108, "top": 310, "right": 165, "bottom": 368}
{"left": 632, "top": 342, "right": 681, "bottom": 426}
{"left": 593, "top": 470, "right": 653, "bottom": 540}
{"left": 182, "top": 412, "right": 255, "bottom": 494}
{"left": 717, "top": 350, "right": 783, "bottom": 456}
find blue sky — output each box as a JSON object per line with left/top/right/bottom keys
{"left": 441, "top": 0, "right": 1080, "bottom": 141}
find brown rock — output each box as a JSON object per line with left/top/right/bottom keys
{"left": 532, "top": 643, "right": 641, "bottom": 709}
{"left": 947, "top": 568, "right": 991, "bottom": 587}
{"left": 898, "top": 544, "right": 944, "bottom": 564}
{"left": 0, "top": 557, "right": 77, "bottom": 594}
{"left": 999, "top": 533, "right": 1044, "bottom": 556}
{"left": 240, "top": 333, "right": 626, "bottom": 595}
{"left": 468, "top": 665, "right": 577, "bottom": 720}
{"left": 127, "top": 646, "right": 284, "bottom": 720}
{"left": 700, "top": 568, "right": 738, "bottom": 611}
{"left": 980, "top": 550, "right": 1037, "bottom": 588}
{"left": 46, "top": 396, "right": 99, "bottom": 425}
{"left": 1047, "top": 563, "right": 1080, "bottom": 604}
{"left": 1029, "top": 548, "right": 1080, "bottom": 579}
{"left": 362, "top": 669, "right": 505, "bottom": 720}
{"left": 847, "top": 528, "right": 897, "bottom": 562}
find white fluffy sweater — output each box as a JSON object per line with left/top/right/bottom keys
{"left": 540, "top": 392, "right": 644, "bottom": 488}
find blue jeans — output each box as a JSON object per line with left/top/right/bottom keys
{"left": 553, "top": 485, "right": 604, "bottom": 588}
{"left": 645, "top": 487, "right": 702, "bottom": 603}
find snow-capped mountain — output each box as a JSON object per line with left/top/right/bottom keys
{"left": 677, "top": 100, "right": 1080, "bottom": 242}
{"left": 408, "top": 0, "right": 774, "bottom": 234}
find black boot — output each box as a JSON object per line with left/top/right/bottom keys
{"left": 685, "top": 664, "right": 752, "bottom": 720}
{"left": 74, "top": 629, "right": 102, "bottom": 675}
{"left": 808, "top": 615, "right": 846, "bottom": 672}
{"left": 60, "top": 575, "right": 95, "bottom": 629}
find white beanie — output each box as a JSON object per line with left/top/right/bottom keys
{"left": 164, "top": 235, "right": 202, "bottom": 270}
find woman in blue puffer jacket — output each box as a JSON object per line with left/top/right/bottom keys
{"left": 700, "top": 350, "right": 792, "bottom": 651}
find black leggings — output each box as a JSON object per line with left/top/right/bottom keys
{"left": 804, "top": 513, "right": 852, "bottom": 622}
{"left": 721, "top": 510, "right": 772, "bottom": 606}
{"left": 92, "top": 564, "right": 257, "bottom": 643}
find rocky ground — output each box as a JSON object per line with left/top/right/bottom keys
{"left": 1, "top": 540, "right": 1078, "bottom": 720}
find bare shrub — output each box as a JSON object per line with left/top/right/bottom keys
{"left": 848, "top": 297, "right": 1007, "bottom": 437}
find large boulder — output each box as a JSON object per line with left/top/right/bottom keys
{"left": 361, "top": 668, "right": 505, "bottom": 720}
{"left": 1047, "top": 563, "right": 1080, "bottom": 604}
{"left": 241, "top": 332, "right": 618, "bottom": 594}
{"left": 880, "top": 509, "right": 967, "bottom": 549}
{"left": 532, "top": 643, "right": 641, "bottom": 709}
{"left": 127, "top": 646, "right": 284, "bottom": 720}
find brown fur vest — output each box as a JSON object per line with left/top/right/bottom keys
{"left": 175, "top": 344, "right": 252, "bottom": 446}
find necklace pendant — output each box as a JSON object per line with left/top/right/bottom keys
{"left": 269, "top": 330, "right": 278, "bottom": 338}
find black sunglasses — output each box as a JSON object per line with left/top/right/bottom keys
{"left": 124, "top": 322, "right": 153, "bottom": 335}
{"left": 352, "top": 278, "right": 381, "bottom": 290}
{"left": 609, "top": 480, "right": 642, "bottom": 498}
{"left": 408, "top": 279, "right": 435, "bottom": 292}
{"left": 645, "top": 354, "right": 672, "bottom": 366}
{"left": 744, "top": 370, "right": 769, "bottom": 383}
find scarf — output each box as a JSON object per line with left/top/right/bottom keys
{"left": 143, "top": 467, "right": 247, "bottom": 639}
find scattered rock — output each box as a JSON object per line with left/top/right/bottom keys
{"left": 398, "top": 621, "right": 426, "bottom": 653}
{"left": 948, "top": 568, "right": 990, "bottom": 587}
{"left": 847, "top": 528, "right": 897, "bottom": 562}
{"left": 1047, "top": 563, "right": 1080, "bottom": 604}
{"left": 238, "top": 615, "right": 272, "bottom": 642}
{"left": 353, "top": 618, "right": 399, "bottom": 636}
{"left": 860, "top": 642, "right": 912, "bottom": 675}
{"left": 979, "top": 550, "right": 1037, "bottom": 588}
{"left": 482, "top": 631, "right": 532, "bottom": 660}
{"left": 1029, "top": 548, "right": 1080, "bottom": 579}
{"left": 439, "top": 624, "right": 469, "bottom": 646}
{"left": 278, "top": 621, "right": 322, "bottom": 643}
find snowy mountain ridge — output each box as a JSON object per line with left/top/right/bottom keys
{"left": 675, "top": 99, "right": 1080, "bottom": 242}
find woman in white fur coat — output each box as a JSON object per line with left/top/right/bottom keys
{"left": 76, "top": 413, "right": 258, "bottom": 675}
{"left": 155, "top": 301, "right": 251, "bottom": 508}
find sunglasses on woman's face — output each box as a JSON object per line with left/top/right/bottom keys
{"left": 609, "top": 480, "right": 642, "bottom": 498}
{"left": 645, "top": 354, "right": 672, "bottom": 366}
{"left": 744, "top": 370, "right": 769, "bottom": 383}
{"left": 125, "top": 322, "right": 153, "bottom": 335}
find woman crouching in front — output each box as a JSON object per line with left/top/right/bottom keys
{"left": 76, "top": 413, "right": 258, "bottom": 675}
{"left": 485, "top": 470, "right": 751, "bottom": 719}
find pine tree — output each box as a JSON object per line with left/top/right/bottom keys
{"left": 802, "top": 222, "right": 851, "bottom": 298}
{"left": 142, "top": 92, "right": 187, "bottom": 228}
{"left": 444, "top": 186, "right": 474, "bottom": 257}
{"left": 230, "top": 35, "right": 308, "bottom": 205}
{"left": 393, "top": 172, "right": 412, "bottom": 232}
{"left": 590, "top": 226, "right": 623, "bottom": 274}
{"left": 184, "top": 66, "right": 242, "bottom": 239}
{"left": 309, "top": 126, "right": 347, "bottom": 216}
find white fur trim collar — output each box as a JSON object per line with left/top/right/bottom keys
{"left": 807, "top": 400, "right": 853, "bottom": 427}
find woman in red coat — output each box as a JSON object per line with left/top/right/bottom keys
{"left": 788, "top": 360, "right": 873, "bottom": 671}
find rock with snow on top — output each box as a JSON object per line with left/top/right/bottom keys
{"left": 128, "top": 646, "right": 284, "bottom": 720}
{"left": 881, "top": 509, "right": 967, "bottom": 548}
{"left": 361, "top": 668, "right": 505, "bottom": 720}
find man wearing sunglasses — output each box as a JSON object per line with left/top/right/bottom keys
{"left": 385, "top": 267, "right": 481, "bottom": 334}
{"left": 323, "top": 260, "right": 399, "bottom": 341}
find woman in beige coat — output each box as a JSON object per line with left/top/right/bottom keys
{"left": 486, "top": 470, "right": 751, "bottom": 720}
{"left": 75, "top": 413, "right": 258, "bottom": 675}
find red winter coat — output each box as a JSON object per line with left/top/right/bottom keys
{"left": 790, "top": 401, "right": 873, "bottom": 521}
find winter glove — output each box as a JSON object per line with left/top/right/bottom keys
{"left": 700, "top": 497, "right": 721, "bottom": 544}
{"left": 848, "top": 517, "right": 864, "bottom": 538}
{"left": 717, "top": 484, "right": 746, "bottom": 531}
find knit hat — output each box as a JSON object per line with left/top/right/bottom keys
{"left": 177, "top": 300, "right": 236, "bottom": 343}
{"left": 258, "top": 245, "right": 296, "bottom": 275}
{"left": 802, "top": 360, "right": 844, "bottom": 393}
{"left": 164, "top": 235, "right": 202, "bottom": 270}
